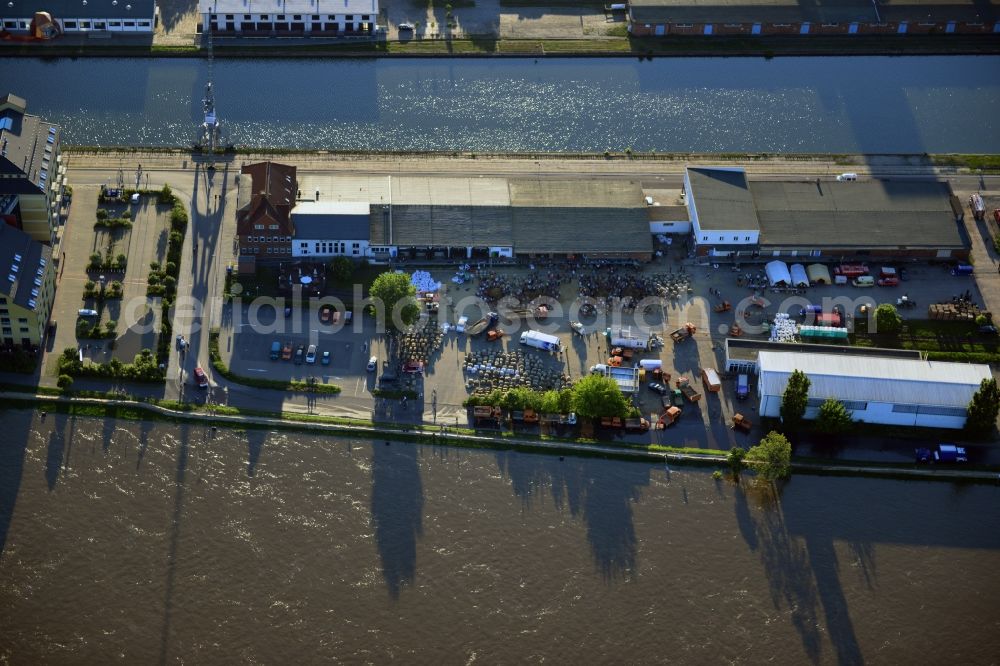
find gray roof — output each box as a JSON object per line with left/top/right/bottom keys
{"left": 512, "top": 207, "right": 651, "bottom": 255}
{"left": 0, "top": 96, "right": 59, "bottom": 196}
{"left": 373, "top": 204, "right": 652, "bottom": 255}
{"left": 687, "top": 167, "right": 759, "bottom": 232}
{"left": 0, "top": 0, "right": 157, "bottom": 20}
{"left": 627, "top": 0, "right": 997, "bottom": 24}
{"left": 753, "top": 180, "right": 966, "bottom": 250}
{"left": 0, "top": 223, "right": 51, "bottom": 312}
{"left": 291, "top": 202, "right": 370, "bottom": 240}
{"left": 508, "top": 179, "right": 643, "bottom": 209}
{"left": 381, "top": 205, "right": 514, "bottom": 247}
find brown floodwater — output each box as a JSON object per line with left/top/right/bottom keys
{"left": 1, "top": 408, "right": 999, "bottom": 664}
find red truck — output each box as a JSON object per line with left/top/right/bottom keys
{"left": 834, "top": 264, "right": 869, "bottom": 278}
{"left": 816, "top": 312, "right": 843, "bottom": 327}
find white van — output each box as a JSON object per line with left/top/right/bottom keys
{"left": 367, "top": 356, "right": 377, "bottom": 372}
{"left": 852, "top": 275, "right": 875, "bottom": 287}
{"left": 837, "top": 172, "right": 858, "bottom": 182}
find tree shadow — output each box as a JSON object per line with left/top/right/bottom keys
{"left": 370, "top": 442, "right": 424, "bottom": 599}
{"left": 246, "top": 430, "right": 266, "bottom": 477}
{"left": 495, "top": 451, "right": 648, "bottom": 581}
{"left": 736, "top": 482, "right": 822, "bottom": 664}
{"left": 45, "top": 414, "right": 75, "bottom": 491}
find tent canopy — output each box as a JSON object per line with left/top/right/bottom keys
{"left": 789, "top": 264, "right": 809, "bottom": 287}
{"left": 807, "top": 264, "right": 832, "bottom": 285}
{"left": 766, "top": 260, "right": 791, "bottom": 287}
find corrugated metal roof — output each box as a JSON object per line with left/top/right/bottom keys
{"left": 758, "top": 351, "right": 991, "bottom": 409}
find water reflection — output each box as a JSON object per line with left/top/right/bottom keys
{"left": 496, "top": 451, "right": 648, "bottom": 580}
{"left": 371, "top": 442, "right": 424, "bottom": 599}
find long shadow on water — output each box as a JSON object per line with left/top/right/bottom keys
{"left": 159, "top": 423, "right": 193, "bottom": 664}
{"left": 44, "top": 414, "right": 76, "bottom": 491}
{"left": 0, "top": 410, "right": 34, "bottom": 556}
{"left": 495, "top": 451, "right": 649, "bottom": 581}
{"left": 371, "top": 442, "right": 424, "bottom": 599}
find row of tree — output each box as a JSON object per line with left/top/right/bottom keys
{"left": 466, "top": 374, "right": 635, "bottom": 420}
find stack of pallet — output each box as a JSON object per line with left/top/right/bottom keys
{"left": 927, "top": 302, "right": 984, "bottom": 321}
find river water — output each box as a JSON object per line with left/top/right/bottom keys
{"left": 1, "top": 408, "right": 999, "bottom": 663}
{"left": 4, "top": 56, "right": 1000, "bottom": 152}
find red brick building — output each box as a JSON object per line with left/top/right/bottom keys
{"left": 627, "top": 0, "right": 1000, "bottom": 37}
{"left": 236, "top": 161, "right": 297, "bottom": 273}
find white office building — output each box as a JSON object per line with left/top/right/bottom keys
{"left": 199, "top": 0, "right": 377, "bottom": 36}
{"left": 758, "top": 351, "right": 993, "bottom": 429}
{"left": 291, "top": 201, "right": 371, "bottom": 258}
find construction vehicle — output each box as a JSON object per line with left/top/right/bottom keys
{"left": 600, "top": 416, "right": 625, "bottom": 429}
{"left": 670, "top": 323, "right": 697, "bottom": 343}
{"left": 506, "top": 304, "right": 550, "bottom": 320}
{"left": 606, "top": 355, "right": 623, "bottom": 367}
{"left": 487, "top": 329, "right": 504, "bottom": 342}
{"left": 655, "top": 406, "right": 682, "bottom": 429}
{"left": 732, "top": 413, "right": 752, "bottom": 433}
{"left": 676, "top": 377, "right": 702, "bottom": 403}
{"left": 701, "top": 368, "right": 722, "bottom": 392}
{"left": 466, "top": 312, "right": 499, "bottom": 336}
{"left": 473, "top": 406, "right": 502, "bottom": 423}
{"left": 834, "top": 264, "right": 870, "bottom": 279}
{"left": 713, "top": 301, "right": 732, "bottom": 313}
{"left": 729, "top": 324, "right": 744, "bottom": 337}
{"left": 624, "top": 417, "right": 650, "bottom": 432}
{"left": 897, "top": 295, "right": 916, "bottom": 309}
{"left": 610, "top": 347, "right": 634, "bottom": 361}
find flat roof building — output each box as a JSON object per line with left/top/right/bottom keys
{"left": 757, "top": 350, "right": 992, "bottom": 429}
{"left": 199, "top": 0, "right": 378, "bottom": 37}
{"left": 685, "top": 167, "right": 968, "bottom": 260}
{"left": 0, "top": 222, "right": 57, "bottom": 348}
{"left": 0, "top": 0, "right": 157, "bottom": 34}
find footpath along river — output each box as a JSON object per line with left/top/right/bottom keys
{"left": 3, "top": 56, "right": 1000, "bottom": 153}
{"left": 1, "top": 409, "right": 999, "bottom": 663}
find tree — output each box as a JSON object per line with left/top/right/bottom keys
{"left": 816, "top": 398, "right": 852, "bottom": 434}
{"left": 875, "top": 303, "right": 903, "bottom": 335}
{"left": 57, "top": 374, "right": 74, "bottom": 391}
{"left": 570, "top": 374, "right": 629, "bottom": 420}
{"left": 965, "top": 377, "right": 1000, "bottom": 437}
{"left": 745, "top": 431, "right": 792, "bottom": 482}
{"left": 780, "top": 369, "right": 810, "bottom": 429}
{"left": 158, "top": 183, "right": 173, "bottom": 204}
{"left": 727, "top": 446, "right": 745, "bottom": 481}
{"left": 540, "top": 389, "right": 560, "bottom": 415}
{"left": 369, "top": 271, "right": 419, "bottom": 333}
{"left": 328, "top": 256, "right": 355, "bottom": 284}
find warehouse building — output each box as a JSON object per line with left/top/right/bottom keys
{"left": 0, "top": 0, "right": 157, "bottom": 34}
{"left": 627, "top": 0, "right": 1000, "bottom": 37}
{"left": 684, "top": 167, "right": 968, "bottom": 260}
{"left": 757, "top": 351, "right": 992, "bottom": 429}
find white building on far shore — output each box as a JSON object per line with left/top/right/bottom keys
{"left": 199, "top": 0, "right": 377, "bottom": 36}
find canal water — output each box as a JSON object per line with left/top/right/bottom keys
{"left": 3, "top": 56, "right": 999, "bottom": 152}
{"left": 2, "top": 409, "right": 999, "bottom": 663}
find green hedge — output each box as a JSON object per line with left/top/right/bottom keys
{"left": 208, "top": 329, "right": 341, "bottom": 394}
{"left": 57, "top": 347, "right": 165, "bottom": 382}
{"left": 372, "top": 388, "right": 419, "bottom": 400}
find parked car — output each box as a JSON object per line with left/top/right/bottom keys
{"left": 321, "top": 350, "right": 331, "bottom": 365}
{"left": 320, "top": 306, "right": 333, "bottom": 323}
{"left": 915, "top": 444, "right": 968, "bottom": 463}
{"left": 78, "top": 308, "right": 98, "bottom": 317}
{"left": 836, "top": 172, "right": 858, "bottom": 182}
{"left": 877, "top": 277, "right": 899, "bottom": 287}
{"left": 270, "top": 340, "right": 281, "bottom": 360}
{"left": 367, "top": 355, "right": 377, "bottom": 372}
{"left": 305, "top": 344, "right": 317, "bottom": 364}
{"left": 284, "top": 306, "right": 292, "bottom": 317}
{"left": 176, "top": 334, "right": 187, "bottom": 350}
{"left": 193, "top": 366, "right": 209, "bottom": 388}
{"left": 403, "top": 361, "right": 425, "bottom": 374}
{"left": 398, "top": 21, "right": 415, "bottom": 30}
{"left": 294, "top": 344, "right": 304, "bottom": 364}
{"left": 281, "top": 342, "right": 292, "bottom": 361}
{"left": 736, "top": 374, "right": 749, "bottom": 400}
{"left": 978, "top": 325, "right": 998, "bottom": 336}
{"left": 647, "top": 381, "right": 668, "bottom": 395}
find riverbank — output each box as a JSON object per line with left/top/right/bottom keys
{"left": 61, "top": 146, "right": 1000, "bottom": 175}
{"left": 2, "top": 34, "right": 999, "bottom": 59}
{"left": 4, "top": 392, "right": 999, "bottom": 482}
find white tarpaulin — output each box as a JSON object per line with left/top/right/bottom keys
{"left": 807, "top": 264, "right": 832, "bottom": 284}
{"left": 765, "top": 260, "right": 791, "bottom": 287}
{"left": 790, "top": 264, "right": 809, "bottom": 287}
